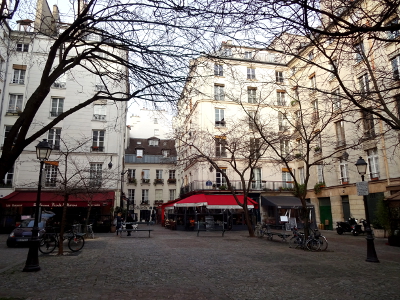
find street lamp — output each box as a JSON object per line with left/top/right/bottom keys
{"left": 23, "top": 139, "right": 52, "bottom": 272}
{"left": 120, "top": 170, "right": 128, "bottom": 208}
{"left": 355, "top": 156, "right": 379, "bottom": 263}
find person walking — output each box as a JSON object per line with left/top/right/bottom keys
{"left": 126, "top": 213, "right": 134, "bottom": 236}
{"left": 116, "top": 212, "right": 123, "bottom": 236}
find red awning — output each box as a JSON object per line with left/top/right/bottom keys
{"left": 165, "top": 194, "right": 259, "bottom": 209}
{"left": 0, "top": 191, "right": 115, "bottom": 208}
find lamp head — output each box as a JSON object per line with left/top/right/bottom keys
{"left": 355, "top": 156, "right": 368, "bottom": 176}
{"left": 36, "top": 139, "right": 52, "bottom": 161}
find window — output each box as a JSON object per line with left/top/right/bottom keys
{"left": 169, "top": 189, "right": 176, "bottom": 201}
{"left": 396, "top": 95, "right": 400, "bottom": 117}
{"left": 294, "top": 110, "right": 301, "bottom": 129}
{"left": 299, "top": 167, "right": 305, "bottom": 185}
{"left": 92, "top": 130, "right": 105, "bottom": 152}
{"left": 215, "top": 136, "right": 227, "bottom": 157}
{"left": 248, "top": 88, "right": 257, "bottom": 103}
{"left": 216, "top": 168, "right": 227, "bottom": 187}
{"left": 278, "top": 112, "right": 288, "bottom": 131}
{"left": 222, "top": 48, "right": 231, "bottom": 57}
{"left": 136, "top": 149, "right": 144, "bottom": 158}
{"left": 250, "top": 138, "right": 261, "bottom": 159}
{"left": 8, "top": 94, "right": 23, "bottom": 113}
{"left": 296, "top": 138, "right": 303, "bottom": 155}
{"left": 362, "top": 110, "right": 375, "bottom": 138}
{"left": 335, "top": 121, "right": 346, "bottom": 147}
{"left": 215, "top": 108, "right": 225, "bottom": 127}
{"left": 155, "top": 189, "right": 163, "bottom": 201}
{"left": 48, "top": 128, "right": 61, "bottom": 150}
{"left": 128, "top": 189, "right": 135, "bottom": 205}
{"left": 50, "top": 98, "right": 64, "bottom": 117}
{"left": 308, "top": 51, "right": 314, "bottom": 61}
{"left": 333, "top": 89, "right": 341, "bottom": 111}
{"left": 317, "top": 165, "right": 324, "bottom": 183}
{"left": 367, "top": 148, "right": 379, "bottom": 180}
{"left": 247, "top": 68, "right": 256, "bottom": 79}
{"left": 89, "top": 163, "right": 102, "bottom": 187}
{"left": 2, "top": 125, "right": 14, "bottom": 147}
{"left": 248, "top": 111, "right": 258, "bottom": 131}
{"left": 93, "top": 104, "right": 106, "bottom": 121}
{"left": 312, "top": 100, "right": 319, "bottom": 122}
{"left": 252, "top": 168, "right": 262, "bottom": 189}
{"left": 44, "top": 164, "right": 57, "bottom": 187}
{"left": 214, "top": 85, "right": 224, "bottom": 101}
{"left": 154, "top": 118, "right": 158, "bottom": 124}
{"left": 391, "top": 55, "right": 400, "bottom": 80}
{"left": 154, "top": 129, "right": 159, "bottom": 136}
{"left": 2, "top": 165, "right": 13, "bottom": 187}
{"left": 276, "top": 71, "right": 284, "bottom": 83}
{"left": 169, "top": 170, "right": 175, "bottom": 179}
{"left": 142, "top": 169, "right": 150, "bottom": 183}
{"left": 329, "top": 59, "right": 337, "bottom": 79}
{"left": 52, "top": 74, "right": 66, "bottom": 88}
{"left": 277, "top": 91, "right": 286, "bottom": 106}
{"left": 339, "top": 159, "right": 349, "bottom": 184}
{"left": 12, "top": 69, "right": 25, "bottom": 84}
{"left": 388, "top": 18, "right": 400, "bottom": 39}
{"left": 16, "top": 43, "right": 29, "bottom": 52}
{"left": 149, "top": 139, "right": 159, "bottom": 146}
{"left": 156, "top": 169, "right": 163, "bottom": 179}
{"left": 358, "top": 73, "right": 369, "bottom": 95}
{"left": 280, "top": 140, "right": 290, "bottom": 156}
{"left": 141, "top": 189, "right": 149, "bottom": 204}
{"left": 309, "top": 74, "right": 316, "bottom": 90}
{"left": 162, "top": 149, "right": 170, "bottom": 157}
{"left": 244, "top": 51, "right": 252, "bottom": 59}
{"left": 354, "top": 41, "right": 365, "bottom": 63}
{"left": 214, "top": 64, "right": 223, "bottom": 76}
{"left": 128, "top": 169, "right": 135, "bottom": 179}
{"left": 282, "top": 170, "right": 293, "bottom": 188}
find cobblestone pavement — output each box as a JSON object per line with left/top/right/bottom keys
{"left": 0, "top": 226, "right": 400, "bottom": 300}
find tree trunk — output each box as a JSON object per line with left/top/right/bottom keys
{"left": 57, "top": 194, "right": 69, "bottom": 255}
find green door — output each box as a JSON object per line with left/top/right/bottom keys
{"left": 319, "top": 197, "right": 333, "bottom": 230}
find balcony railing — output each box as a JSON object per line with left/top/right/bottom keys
{"left": 93, "top": 114, "right": 106, "bottom": 121}
{"left": 167, "top": 178, "right": 176, "bottom": 184}
{"left": 180, "top": 180, "right": 296, "bottom": 195}
{"left": 141, "top": 179, "right": 150, "bottom": 184}
{"left": 91, "top": 146, "right": 104, "bottom": 152}
{"left": 154, "top": 178, "right": 164, "bottom": 185}
{"left": 125, "top": 154, "right": 176, "bottom": 164}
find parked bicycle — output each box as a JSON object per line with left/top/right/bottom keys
{"left": 311, "top": 228, "right": 328, "bottom": 251}
{"left": 39, "top": 226, "right": 85, "bottom": 254}
{"left": 289, "top": 227, "right": 321, "bottom": 251}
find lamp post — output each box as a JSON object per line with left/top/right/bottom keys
{"left": 355, "top": 156, "right": 379, "bottom": 263}
{"left": 23, "top": 139, "right": 52, "bottom": 272}
{"left": 120, "top": 170, "right": 128, "bottom": 209}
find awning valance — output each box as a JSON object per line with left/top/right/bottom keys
{"left": 0, "top": 191, "right": 115, "bottom": 208}
{"left": 261, "top": 196, "right": 313, "bottom": 209}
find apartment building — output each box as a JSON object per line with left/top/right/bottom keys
{"left": 0, "top": 0, "right": 128, "bottom": 231}
{"left": 124, "top": 137, "right": 177, "bottom": 222}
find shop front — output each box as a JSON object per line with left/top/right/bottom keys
{"left": 261, "top": 196, "right": 316, "bottom": 229}
{"left": 0, "top": 190, "right": 115, "bottom": 233}
{"left": 161, "top": 194, "right": 259, "bottom": 231}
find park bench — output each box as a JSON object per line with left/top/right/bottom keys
{"left": 263, "top": 224, "right": 291, "bottom": 242}
{"left": 118, "top": 225, "right": 153, "bottom": 237}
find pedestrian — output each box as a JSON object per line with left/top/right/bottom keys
{"left": 116, "top": 212, "right": 123, "bottom": 236}
{"left": 126, "top": 213, "right": 134, "bottom": 236}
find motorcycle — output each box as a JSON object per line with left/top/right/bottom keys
{"left": 352, "top": 219, "right": 367, "bottom": 236}
{"left": 336, "top": 217, "right": 357, "bottom": 235}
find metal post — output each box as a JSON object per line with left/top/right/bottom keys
{"left": 120, "top": 172, "right": 124, "bottom": 209}
{"left": 23, "top": 160, "right": 44, "bottom": 272}
{"left": 361, "top": 174, "right": 380, "bottom": 263}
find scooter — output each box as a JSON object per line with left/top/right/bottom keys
{"left": 352, "top": 219, "right": 367, "bottom": 236}
{"left": 336, "top": 217, "right": 357, "bottom": 235}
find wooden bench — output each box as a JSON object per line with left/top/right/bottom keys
{"left": 117, "top": 228, "right": 153, "bottom": 237}
{"left": 262, "top": 225, "right": 291, "bottom": 242}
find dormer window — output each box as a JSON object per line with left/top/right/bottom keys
{"left": 162, "top": 150, "right": 170, "bottom": 157}
{"left": 149, "top": 139, "right": 159, "bottom": 146}
{"left": 136, "top": 149, "right": 144, "bottom": 158}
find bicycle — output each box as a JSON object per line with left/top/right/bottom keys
{"left": 311, "top": 228, "right": 328, "bottom": 251}
{"left": 289, "top": 227, "right": 320, "bottom": 251}
{"left": 39, "top": 226, "right": 85, "bottom": 254}
{"left": 86, "top": 224, "right": 94, "bottom": 239}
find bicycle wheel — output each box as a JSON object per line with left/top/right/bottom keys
{"left": 68, "top": 235, "right": 85, "bottom": 252}
{"left": 39, "top": 235, "right": 57, "bottom": 254}
{"left": 306, "top": 238, "right": 321, "bottom": 251}
{"left": 289, "top": 236, "right": 301, "bottom": 249}
{"left": 318, "top": 236, "right": 328, "bottom": 251}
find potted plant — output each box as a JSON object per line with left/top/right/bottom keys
{"left": 167, "top": 178, "right": 176, "bottom": 184}
{"left": 314, "top": 146, "right": 321, "bottom": 152}
{"left": 219, "top": 185, "right": 227, "bottom": 190}
{"left": 128, "top": 177, "right": 137, "bottom": 185}
{"left": 294, "top": 153, "right": 302, "bottom": 159}
{"left": 314, "top": 182, "right": 325, "bottom": 194}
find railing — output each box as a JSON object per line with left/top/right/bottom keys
{"left": 91, "top": 146, "right": 104, "bottom": 152}
{"left": 125, "top": 154, "right": 176, "bottom": 164}
{"left": 50, "top": 111, "right": 62, "bottom": 117}
{"left": 93, "top": 114, "right": 106, "bottom": 121}
{"left": 141, "top": 179, "right": 150, "bottom": 184}
{"left": 52, "top": 82, "right": 66, "bottom": 88}
{"left": 180, "top": 180, "right": 295, "bottom": 194}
